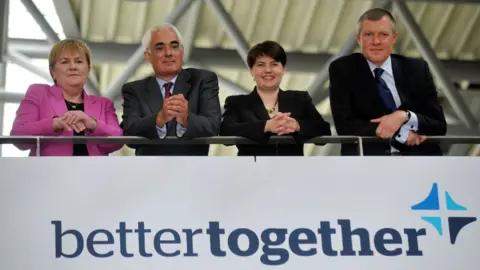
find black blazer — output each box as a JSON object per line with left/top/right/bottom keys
{"left": 220, "top": 88, "right": 332, "bottom": 156}
{"left": 329, "top": 53, "right": 447, "bottom": 156}
{"left": 121, "top": 68, "right": 221, "bottom": 156}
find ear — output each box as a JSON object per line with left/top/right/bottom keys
{"left": 179, "top": 47, "right": 185, "bottom": 63}
{"left": 249, "top": 68, "right": 254, "bottom": 78}
{"left": 144, "top": 50, "right": 151, "bottom": 62}
{"left": 392, "top": 32, "right": 398, "bottom": 45}
{"left": 356, "top": 34, "right": 361, "bottom": 47}
{"left": 49, "top": 68, "right": 55, "bottom": 82}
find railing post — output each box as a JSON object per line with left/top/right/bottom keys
{"left": 36, "top": 137, "right": 40, "bottom": 156}
{"left": 357, "top": 137, "right": 364, "bottom": 156}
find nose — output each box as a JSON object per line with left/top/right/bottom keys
{"left": 68, "top": 61, "right": 77, "bottom": 70}
{"left": 372, "top": 34, "right": 381, "bottom": 44}
{"left": 164, "top": 46, "right": 173, "bottom": 56}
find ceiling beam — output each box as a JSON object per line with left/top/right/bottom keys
{"left": 205, "top": 0, "right": 250, "bottom": 67}
{"left": 52, "top": 0, "right": 80, "bottom": 38}
{"left": 20, "top": 0, "right": 100, "bottom": 95}
{"left": 404, "top": 0, "right": 480, "bottom": 2}
{"left": 356, "top": 0, "right": 480, "bottom": 2}
{"left": 0, "top": 0, "right": 8, "bottom": 63}
{"left": 308, "top": 0, "right": 393, "bottom": 105}
{"left": 52, "top": 0, "right": 100, "bottom": 95}
{"left": 5, "top": 48, "right": 51, "bottom": 81}
{"left": 20, "top": 0, "right": 60, "bottom": 44}
{"left": 104, "top": 0, "right": 195, "bottom": 100}
{"left": 8, "top": 38, "right": 480, "bottom": 84}
{"left": 394, "top": 0, "right": 478, "bottom": 131}
{"left": 182, "top": 0, "right": 202, "bottom": 62}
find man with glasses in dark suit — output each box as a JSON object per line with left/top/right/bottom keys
{"left": 329, "top": 8, "right": 446, "bottom": 156}
{"left": 121, "top": 24, "right": 221, "bottom": 155}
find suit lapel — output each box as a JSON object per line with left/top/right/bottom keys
{"left": 49, "top": 85, "right": 99, "bottom": 117}
{"left": 83, "top": 92, "right": 98, "bottom": 118}
{"left": 173, "top": 70, "right": 191, "bottom": 99}
{"left": 145, "top": 77, "right": 163, "bottom": 113}
{"left": 391, "top": 56, "right": 408, "bottom": 105}
{"left": 249, "top": 87, "right": 270, "bottom": 120}
{"left": 48, "top": 85, "right": 68, "bottom": 116}
{"left": 277, "top": 89, "right": 295, "bottom": 115}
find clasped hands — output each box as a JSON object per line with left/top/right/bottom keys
{"left": 370, "top": 110, "right": 426, "bottom": 146}
{"left": 264, "top": 112, "right": 300, "bottom": 135}
{"left": 52, "top": 111, "right": 96, "bottom": 133}
{"left": 156, "top": 94, "right": 189, "bottom": 127}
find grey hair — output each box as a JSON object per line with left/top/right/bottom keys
{"left": 356, "top": 8, "right": 396, "bottom": 35}
{"left": 141, "top": 23, "right": 184, "bottom": 51}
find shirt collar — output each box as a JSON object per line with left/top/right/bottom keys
{"left": 155, "top": 75, "right": 179, "bottom": 89}
{"left": 366, "top": 56, "right": 393, "bottom": 77}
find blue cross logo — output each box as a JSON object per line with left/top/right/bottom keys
{"left": 411, "top": 183, "right": 477, "bottom": 244}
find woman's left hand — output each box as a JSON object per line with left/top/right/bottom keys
{"left": 63, "top": 111, "right": 97, "bottom": 130}
{"left": 277, "top": 113, "right": 300, "bottom": 135}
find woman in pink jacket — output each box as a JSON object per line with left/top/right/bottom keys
{"left": 10, "top": 39, "right": 123, "bottom": 156}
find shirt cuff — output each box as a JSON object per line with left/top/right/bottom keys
{"left": 156, "top": 125, "right": 167, "bottom": 139}
{"left": 395, "top": 125, "right": 410, "bottom": 144}
{"left": 403, "top": 111, "right": 418, "bottom": 131}
{"left": 176, "top": 123, "right": 187, "bottom": 138}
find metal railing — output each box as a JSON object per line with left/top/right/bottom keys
{"left": 1, "top": 135, "right": 480, "bottom": 156}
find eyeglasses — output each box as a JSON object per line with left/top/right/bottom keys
{"left": 151, "top": 42, "right": 183, "bottom": 53}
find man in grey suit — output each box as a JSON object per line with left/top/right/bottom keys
{"left": 121, "top": 23, "right": 221, "bottom": 156}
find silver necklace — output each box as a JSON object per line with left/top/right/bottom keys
{"left": 65, "top": 99, "right": 80, "bottom": 109}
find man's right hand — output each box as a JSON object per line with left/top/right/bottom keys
{"left": 406, "top": 131, "right": 427, "bottom": 146}
{"left": 156, "top": 98, "right": 175, "bottom": 127}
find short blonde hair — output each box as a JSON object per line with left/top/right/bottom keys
{"left": 357, "top": 8, "right": 396, "bottom": 35}
{"left": 48, "top": 39, "right": 92, "bottom": 79}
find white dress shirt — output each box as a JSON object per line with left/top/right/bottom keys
{"left": 155, "top": 75, "right": 187, "bottom": 138}
{"left": 366, "top": 57, "right": 419, "bottom": 147}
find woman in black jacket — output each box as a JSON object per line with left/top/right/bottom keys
{"left": 221, "top": 41, "right": 331, "bottom": 156}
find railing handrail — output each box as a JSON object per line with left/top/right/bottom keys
{"left": 1, "top": 135, "right": 480, "bottom": 145}
{"left": 2, "top": 135, "right": 479, "bottom": 156}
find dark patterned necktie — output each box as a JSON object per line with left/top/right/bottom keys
{"left": 374, "top": 68, "right": 397, "bottom": 113}
{"left": 164, "top": 82, "right": 173, "bottom": 98}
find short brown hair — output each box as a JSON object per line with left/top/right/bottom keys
{"left": 48, "top": 39, "right": 92, "bottom": 79}
{"left": 247, "top": 41, "right": 287, "bottom": 69}
{"left": 357, "top": 8, "right": 396, "bottom": 34}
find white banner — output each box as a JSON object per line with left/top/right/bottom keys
{"left": 0, "top": 157, "right": 478, "bottom": 270}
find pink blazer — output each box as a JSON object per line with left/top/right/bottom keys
{"left": 10, "top": 84, "right": 124, "bottom": 156}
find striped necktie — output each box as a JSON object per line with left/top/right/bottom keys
{"left": 164, "top": 82, "right": 173, "bottom": 98}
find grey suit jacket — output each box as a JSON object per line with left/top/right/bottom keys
{"left": 121, "top": 68, "right": 221, "bottom": 156}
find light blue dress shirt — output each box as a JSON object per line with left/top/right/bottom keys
{"left": 155, "top": 76, "right": 187, "bottom": 138}
{"left": 366, "top": 57, "right": 419, "bottom": 145}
